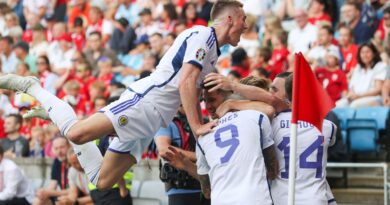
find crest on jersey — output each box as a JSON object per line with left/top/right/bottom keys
{"left": 118, "top": 115, "right": 128, "bottom": 126}
{"left": 196, "top": 48, "right": 206, "bottom": 61}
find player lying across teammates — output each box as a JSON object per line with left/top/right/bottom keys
{"left": 0, "top": 0, "right": 338, "bottom": 204}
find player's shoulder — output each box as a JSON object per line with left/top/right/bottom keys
{"left": 179, "top": 26, "right": 212, "bottom": 40}
{"left": 322, "top": 119, "right": 336, "bottom": 133}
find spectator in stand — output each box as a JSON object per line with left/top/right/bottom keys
{"left": 159, "top": 3, "right": 178, "bottom": 36}
{"left": 230, "top": 48, "right": 250, "bottom": 78}
{"left": 62, "top": 80, "right": 88, "bottom": 117}
{"left": 0, "top": 36, "right": 18, "bottom": 74}
{"left": 94, "top": 97, "right": 107, "bottom": 112}
{"left": 30, "top": 24, "right": 49, "bottom": 57}
{"left": 13, "top": 41, "right": 37, "bottom": 74}
{"left": 57, "top": 149, "right": 92, "bottom": 205}
{"left": 2, "top": 12, "right": 23, "bottom": 37}
{"left": 233, "top": 14, "right": 259, "bottom": 58}
{"left": 86, "top": 81, "right": 106, "bottom": 115}
{"left": 195, "top": 0, "right": 213, "bottom": 23}
{"left": 16, "top": 62, "right": 31, "bottom": 76}
{"left": 337, "top": 42, "right": 387, "bottom": 107}
{"left": 338, "top": 24, "right": 358, "bottom": 74}
{"left": 288, "top": 9, "right": 318, "bottom": 54}
{"left": 71, "top": 17, "right": 86, "bottom": 52}
{"left": 250, "top": 67, "right": 271, "bottom": 83}
{"left": 383, "top": 69, "right": 390, "bottom": 106}
{"left": 48, "top": 33, "right": 75, "bottom": 74}
{"left": 260, "top": 15, "right": 283, "bottom": 49}
{"left": 341, "top": 1, "right": 377, "bottom": 45}
{"left": 110, "top": 17, "right": 136, "bottom": 55}
{"left": 22, "top": 13, "right": 40, "bottom": 43}
{"left": 134, "top": 8, "right": 159, "bottom": 39}
{"left": 73, "top": 63, "right": 96, "bottom": 101}
{"left": 252, "top": 47, "right": 272, "bottom": 71}
{"left": 34, "top": 136, "right": 70, "bottom": 205}
{"left": 8, "top": 0, "right": 26, "bottom": 29}
{"left": 269, "top": 29, "right": 289, "bottom": 80}
{"left": 84, "top": 31, "right": 120, "bottom": 75}
{"left": 52, "top": 0, "right": 67, "bottom": 22}
{"left": 48, "top": 22, "right": 67, "bottom": 44}
{"left": 181, "top": 2, "right": 207, "bottom": 28}
{"left": 149, "top": 32, "right": 166, "bottom": 64}
{"left": 1, "top": 114, "right": 29, "bottom": 157}
{"left": 307, "top": 0, "right": 332, "bottom": 26}
{"left": 227, "top": 70, "right": 241, "bottom": 82}
{"left": 374, "top": 7, "right": 390, "bottom": 47}
{"left": 86, "top": 6, "right": 113, "bottom": 45}
{"left": 174, "top": 20, "right": 187, "bottom": 35}
{"left": 308, "top": 25, "right": 339, "bottom": 68}
{"left": 29, "top": 126, "right": 46, "bottom": 157}
{"left": 37, "top": 55, "right": 59, "bottom": 95}
{"left": 22, "top": 0, "right": 50, "bottom": 25}
{"left": 0, "top": 146, "right": 34, "bottom": 205}
{"left": 97, "top": 57, "right": 114, "bottom": 87}
{"left": 115, "top": 0, "right": 140, "bottom": 27}
{"left": 164, "top": 33, "right": 176, "bottom": 48}
{"left": 43, "top": 124, "right": 60, "bottom": 158}
{"left": 315, "top": 49, "right": 348, "bottom": 104}
{"left": 68, "top": 0, "right": 91, "bottom": 29}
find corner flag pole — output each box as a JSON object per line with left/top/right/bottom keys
{"left": 287, "top": 123, "right": 297, "bottom": 205}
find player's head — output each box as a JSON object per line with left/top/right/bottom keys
{"left": 270, "top": 72, "right": 292, "bottom": 103}
{"left": 202, "top": 83, "right": 232, "bottom": 119}
{"left": 211, "top": 0, "right": 248, "bottom": 46}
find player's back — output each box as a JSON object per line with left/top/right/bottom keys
{"left": 196, "top": 110, "right": 273, "bottom": 205}
{"left": 128, "top": 26, "right": 220, "bottom": 126}
{"left": 271, "top": 111, "right": 336, "bottom": 205}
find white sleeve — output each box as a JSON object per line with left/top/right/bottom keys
{"left": 196, "top": 142, "right": 210, "bottom": 175}
{"left": 0, "top": 166, "right": 21, "bottom": 200}
{"left": 102, "top": 20, "right": 114, "bottom": 36}
{"left": 259, "top": 114, "right": 274, "bottom": 150}
{"left": 183, "top": 30, "right": 211, "bottom": 70}
{"left": 373, "top": 62, "right": 387, "bottom": 81}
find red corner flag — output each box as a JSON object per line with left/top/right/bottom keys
{"left": 291, "top": 53, "right": 335, "bottom": 132}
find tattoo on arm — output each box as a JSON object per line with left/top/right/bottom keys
{"left": 263, "top": 145, "right": 279, "bottom": 180}
{"left": 198, "top": 174, "right": 211, "bottom": 199}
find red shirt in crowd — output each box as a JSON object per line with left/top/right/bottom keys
{"left": 186, "top": 18, "right": 208, "bottom": 28}
{"left": 308, "top": 14, "right": 332, "bottom": 25}
{"left": 340, "top": 44, "right": 358, "bottom": 73}
{"left": 315, "top": 67, "right": 348, "bottom": 103}
{"left": 71, "top": 32, "right": 85, "bottom": 52}
{"left": 57, "top": 74, "right": 96, "bottom": 101}
{"left": 268, "top": 47, "right": 289, "bottom": 80}
{"left": 231, "top": 65, "right": 250, "bottom": 78}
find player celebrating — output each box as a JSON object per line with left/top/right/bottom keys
{"left": 0, "top": 0, "right": 248, "bottom": 190}
{"left": 195, "top": 84, "right": 275, "bottom": 205}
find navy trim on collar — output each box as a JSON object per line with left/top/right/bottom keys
{"left": 211, "top": 27, "right": 221, "bottom": 56}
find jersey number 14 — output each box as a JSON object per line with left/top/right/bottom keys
{"left": 278, "top": 136, "right": 324, "bottom": 179}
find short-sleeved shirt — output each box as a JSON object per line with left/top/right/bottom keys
{"left": 154, "top": 122, "right": 201, "bottom": 195}
{"left": 196, "top": 110, "right": 273, "bottom": 205}
{"left": 270, "top": 111, "right": 336, "bottom": 205}
{"left": 349, "top": 62, "right": 387, "bottom": 95}
{"left": 51, "top": 158, "right": 69, "bottom": 190}
{"left": 68, "top": 167, "right": 89, "bottom": 194}
{"left": 340, "top": 44, "right": 358, "bottom": 73}
{"left": 315, "top": 67, "right": 348, "bottom": 103}
{"left": 128, "top": 26, "right": 221, "bottom": 126}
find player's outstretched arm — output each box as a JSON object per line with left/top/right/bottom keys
{"left": 179, "top": 63, "right": 216, "bottom": 137}
{"left": 263, "top": 145, "right": 279, "bottom": 180}
{"left": 199, "top": 174, "right": 211, "bottom": 199}
{"left": 216, "top": 100, "right": 275, "bottom": 120}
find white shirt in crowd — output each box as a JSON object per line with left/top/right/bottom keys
{"left": 1, "top": 52, "right": 19, "bottom": 74}
{"left": 68, "top": 167, "right": 90, "bottom": 195}
{"left": 0, "top": 94, "right": 18, "bottom": 117}
{"left": 288, "top": 23, "right": 318, "bottom": 54}
{"left": 270, "top": 111, "right": 336, "bottom": 205}
{"left": 197, "top": 110, "right": 274, "bottom": 205}
{"left": 307, "top": 45, "right": 339, "bottom": 68}
{"left": 0, "top": 158, "right": 34, "bottom": 203}
{"left": 349, "top": 62, "right": 388, "bottom": 95}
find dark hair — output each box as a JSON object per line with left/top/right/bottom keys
{"left": 166, "top": 32, "right": 177, "bottom": 40}
{"left": 89, "top": 31, "right": 102, "bottom": 39}
{"left": 94, "top": 96, "right": 107, "bottom": 104}
{"left": 276, "top": 71, "right": 292, "bottom": 79}
{"left": 0, "top": 36, "right": 13, "bottom": 45}
{"left": 285, "top": 73, "right": 293, "bottom": 101}
{"left": 181, "top": 2, "right": 198, "bottom": 22}
{"left": 345, "top": 0, "right": 362, "bottom": 12}
{"left": 254, "top": 67, "right": 270, "bottom": 78}
{"left": 258, "top": 47, "right": 272, "bottom": 62}
{"left": 150, "top": 32, "right": 163, "bottom": 39}
{"left": 210, "top": 0, "right": 243, "bottom": 21}
{"left": 357, "top": 42, "right": 381, "bottom": 68}
{"left": 38, "top": 55, "right": 52, "bottom": 72}
{"left": 0, "top": 146, "right": 3, "bottom": 156}
{"left": 338, "top": 23, "right": 353, "bottom": 37}
{"left": 384, "top": 6, "right": 390, "bottom": 15}
{"left": 228, "top": 70, "right": 241, "bottom": 79}
{"left": 231, "top": 48, "right": 248, "bottom": 66}
{"left": 320, "top": 24, "right": 334, "bottom": 35}
{"left": 7, "top": 113, "right": 23, "bottom": 126}
{"left": 74, "top": 17, "right": 84, "bottom": 27}
{"left": 163, "top": 3, "right": 178, "bottom": 20}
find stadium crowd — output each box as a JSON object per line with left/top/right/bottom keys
{"left": 0, "top": 0, "right": 389, "bottom": 204}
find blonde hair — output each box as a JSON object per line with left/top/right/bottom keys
{"left": 210, "top": 0, "right": 243, "bottom": 21}
{"left": 264, "top": 15, "right": 283, "bottom": 33}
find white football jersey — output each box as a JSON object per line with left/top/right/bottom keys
{"left": 128, "top": 26, "right": 220, "bottom": 126}
{"left": 196, "top": 110, "right": 274, "bottom": 205}
{"left": 270, "top": 111, "right": 337, "bottom": 205}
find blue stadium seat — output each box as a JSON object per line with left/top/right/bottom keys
{"left": 332, "top": 107, "right": 356, "bottom": 144}
{"left": 355, "top": 107, "right": 390, "bottom": 130}
{"left": 347, "top": 119, "right": 379, "bottom": 152}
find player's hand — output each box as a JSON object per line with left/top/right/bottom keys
{"left": 203, "top": 73, "right": 233, "bottom": 92}
{"left": 162, "top": 146, "right": 188, "bottom": 170}
{"left": 195, "top": 120, "right": 218, "bottom": 137}
{"left": 216, "top": 100, "right": 234, "bottom": 117}
{"left": 272, "top": 96, "right": 290, "bottom": 114}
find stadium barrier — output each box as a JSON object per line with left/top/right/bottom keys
{"left": 327, "top": 162, "right": 388, "bottom": 205}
